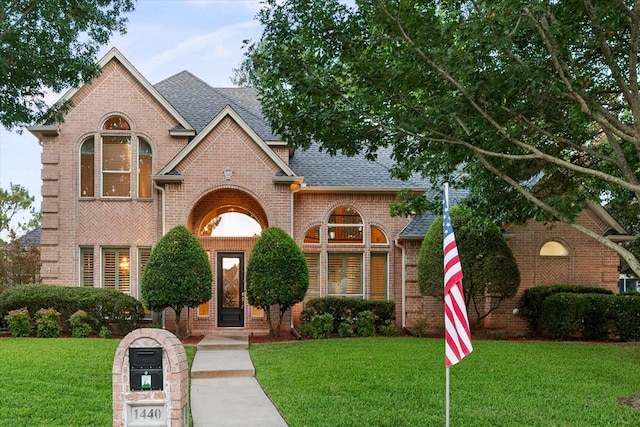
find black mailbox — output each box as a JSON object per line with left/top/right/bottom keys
{"left": 129, "top": 347, "right": 163, "bottom": 391}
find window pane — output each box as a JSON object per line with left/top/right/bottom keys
{"left": 198, "top": 301, "right": 210, "bottom": 316}
{"left": 80, "top": 247, "right": 94, "bottom": 287}
{"left": 103, "top": 116, "right": 130, "bottom": 130}
{"left": 370, "top": 253, "right": 387, "bottom": 300}
{"left": 118, "top": 251, "right": 130, "bottom": 293}
{"left": 102, "top": 137, "right": 131, "bottom": 171}
{"left": 103, "top": 248, "right": 130, "bottom": 293}
{"left": 327, "top": 254, "right": 362, "bottom": 297}
{"left": 371, "top": 226, "right": 388, "bottom": 244}
{"left": 305, "top": 254, "right": 319, "bottom": 302}
{"left": 103, "top": 251, "right": 116, "bottom": 289}
{"left": 139, "top": 248, "right": 152, "bottom": 319}
{"left": 103, "top": 173, "right": 131, "bottom": 197}
{"left": 80, "top": 137, "right": 94, "bottom": 197}
{"left": 328, "top": 207, "right": 363, "bottom": 243}
{"left": 138, "top": 138, "right": 152, "bottom": 198}
{"left": 304, "top": 226, "right": 320, "bottom": 244}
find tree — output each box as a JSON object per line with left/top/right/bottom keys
{"left": 141, "top": 225, "right": 212, "bottom": 337}
{"left": 418, "top": 207, "right": 520, "bottom": 326}
{"left": 0, "top": 0, "right": 135, "bottom": 129}
{"left": 246, "top": 227, "right": 309, "bottom": 337}
{"left": 0, "top": 183, "right": 41, "bottom": 290}
{"left": 241, "top": 0, "right": 640, "bottom": 275}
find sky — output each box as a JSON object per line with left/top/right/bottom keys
{"left": 0, "top": 0, "right": 265, "bottom": 214}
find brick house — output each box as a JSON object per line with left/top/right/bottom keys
{"left": 28, "top": 48, "right": 631, "bottom": 336}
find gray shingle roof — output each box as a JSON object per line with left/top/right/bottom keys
{"left": 154, "top": 71, "right": 278, "bottom": 140}
{"left": 289, "top": 143, "right": 431, "bottom": 189}
{"left": 398, "top": 187, "right": 468, "bottom": 238}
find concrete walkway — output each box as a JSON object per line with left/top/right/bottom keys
{"left": 190, "top": 335, "right": 288, "bottom": 427}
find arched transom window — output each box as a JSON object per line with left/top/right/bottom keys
{"left": 540, "top": 241, "right": 569, "bottom": 256}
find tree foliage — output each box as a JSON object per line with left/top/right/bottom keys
{"left": 141, "top": 225, "right": 212, "bottom": 337}
{"left": 0, "top": 183, "right": 41, "bottom": 290}
{"left": 0, "top": 0, "right": 135, "bottom": 129}
{"left": 417, "top": 207, "right": 521, "bottom": 325}
{"left": 246, "top": 227, "right": 309, "bottom": 337}
{"left": 242, "top": 0, "right": 640, "bottom": 275}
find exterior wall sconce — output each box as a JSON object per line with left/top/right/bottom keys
{"left": 223, "top": 166, "right": 233, "bottom": 180}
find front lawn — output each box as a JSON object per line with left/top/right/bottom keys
{"left": 0, "top": 338, "right": 196, "bottom": 426}
{"left": 249, "top": 338, "right": 640, "bottom": 426}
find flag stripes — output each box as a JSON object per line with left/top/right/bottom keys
{"left": 443, "top": 185, "right": 473, "bottom": 367}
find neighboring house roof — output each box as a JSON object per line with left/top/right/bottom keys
{"left": 15, "top": 227, "right": 41, "bottom": 249}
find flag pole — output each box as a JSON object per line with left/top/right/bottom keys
{"left": 445, "top": 182, "right": 450, "bottom": 427}
{"left": 446, "top": 366, "right": 450, "bottom": 427}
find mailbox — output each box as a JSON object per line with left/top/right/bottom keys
{"left": 129, "top": 347, "right": 163, "bottom": 391}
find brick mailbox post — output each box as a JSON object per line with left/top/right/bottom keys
{"left": 113, "top": 328, "right": 189, "bottom": 427}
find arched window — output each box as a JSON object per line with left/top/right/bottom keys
{"left": 138, "top": 138, "right": 152, "bottom": 198}
{"left": 102, "top": 116, "right": 131, "bottom": 197}
{"left": 328, "top": 206, "right": 363, "bottom": 243}
{"left": 540, "top": 241, "right": 569, "bottom": 256}
{"left": 79, "top": 137, "right": 94, "bottom": 197}
{"left": 304, "top": 226, "right": 320, "bottom": 244}
{"left": 371, "top": 225, "right": 388, "bottom": 244}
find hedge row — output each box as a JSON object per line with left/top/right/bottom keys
{"left": 0, "top": 284, "right": 145, "bottom": 335}
{"left": 519, "top": 285, "right": 614, "bottom": 336}
{"left": 300, "top": 297, "right": 395, "bottom": 334}
{"left": 541, "top": 292, "right": 640, "bottom": 341}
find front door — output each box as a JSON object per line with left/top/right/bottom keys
{"left": 217, "top": 252, "right": 244, "bottom": 327}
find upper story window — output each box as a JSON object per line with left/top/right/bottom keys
{"left": 540, "top": 241, "right": 569, "bottom": 256}
{"left": 328, "top": 206, "right": 363, "bottom": 243}
{"left": 102, "top": 135, "right": 131, "bottom": 197}
{"left": 138, "top": 138, "right": 152, "bottom": 198}
{"left": 80, "top": 137, "right": 94, "bottom": 197}
{"left": 79, "top": 115, "right": 153, "bottom": 200}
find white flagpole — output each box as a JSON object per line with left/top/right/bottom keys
{"left": 446, "top": 366, "right": 450, "bottom": 427}
{"left": 445, "top": 182, "right": 450, "bottom": 427}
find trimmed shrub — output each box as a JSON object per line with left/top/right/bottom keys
{"left": 0, "top": 284, "right": 144, "bottom": 335}
{"left": 520, "top": 285, "right": 613, "bottom": 336}
{"left": 99, "top": 326, "right": 112, "bottom": 339}
{"left": 301, "top": 297, "right": 395, "bottom": 333}
{"left": 35, "top": 308, "right": 61, "bottom": 338}
{"left": 4, "top": 307, "right": 31, "bottom": 337}
{"left": 582, "top": 294, "right": 616, "bottom": 340}
{"left": 309, "top": 313, "right": 334, "bottom": 339}
{"left": 69, "top": 310, "right": 92, "bottom": 338}
{"left": 338, "top": 321, "right": 354, "bottom": 338}
{"left": 378, "top": 319, "right": 397, "bottom": 337}
{"left": 614, "top": 294, "right": 640, "bottom": 342}
{"left": 356, "top": 310, "right": 376, "bottom": 337}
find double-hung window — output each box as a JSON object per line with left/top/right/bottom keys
{"left": 103, "top": 248, "right": 130, "bottom": 293}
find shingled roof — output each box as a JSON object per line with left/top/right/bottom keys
{"left": 153, "top": 71, "right": 449, "bottom": 238}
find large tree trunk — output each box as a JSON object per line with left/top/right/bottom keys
{"left": 173, "top": 306, "right": 183, "bottom": 338}
{"left": 265, "top": 306, "right": 275, "bottom": 337}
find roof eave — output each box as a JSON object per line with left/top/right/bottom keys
{"left": 297, "top": 186, "right": 428, "bottom": 194}
{"left": 27, "top": 125, "right": 60, "bottom": 139}
{"left": 152, "top": 174, "right": 185, "bottom": 183}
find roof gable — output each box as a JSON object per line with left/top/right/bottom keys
{"left": 157, "top": 105, "right": 296, "bottom": 177}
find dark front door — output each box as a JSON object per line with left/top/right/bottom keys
{"left": 217, "top": 253, "right": 244, "bottom": 327}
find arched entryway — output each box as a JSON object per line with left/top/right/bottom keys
{"left": 188, "top": 188, "right": 268, "bottom": 333}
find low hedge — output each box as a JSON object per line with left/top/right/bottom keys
{"left": 300, "top": 297, "right": 395, "bottom": 333}
{"left": 541, "top": 292, "right": 640, "bottom": 341}
{"left": 0, "top": 284, "right": 144, "bottom": 335}
{"left": 520, "top": 285, "right": 613, "bottom": 336}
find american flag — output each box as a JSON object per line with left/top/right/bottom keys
{"left": 443, "top": 186, "right": 473, "bottom": 367}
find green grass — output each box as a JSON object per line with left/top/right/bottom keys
{"left": 249, "top": 338, "right": 640, "bottom": 426}
{"left": 0, "top": 338, "right": 196, "bottom": 427}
